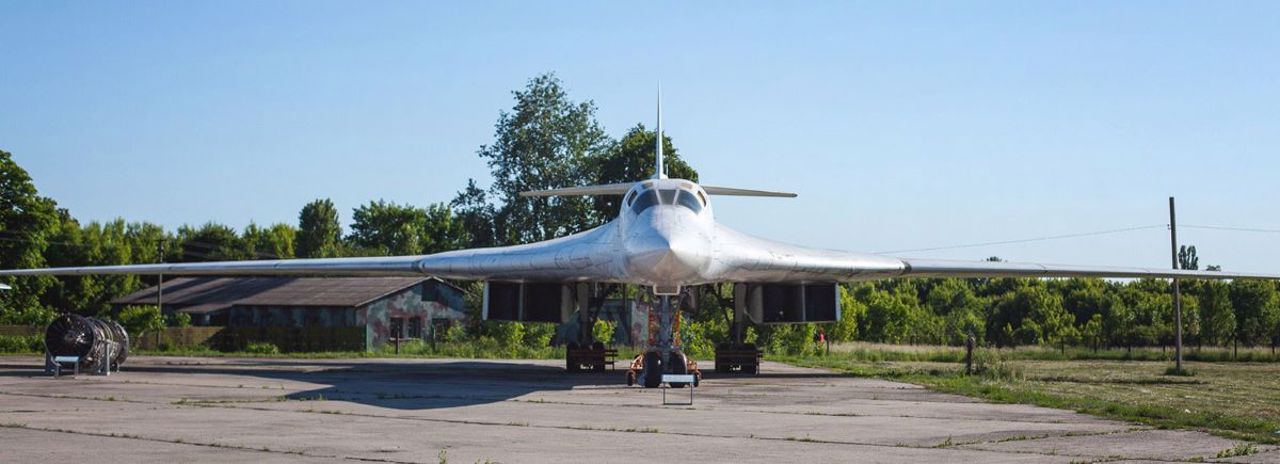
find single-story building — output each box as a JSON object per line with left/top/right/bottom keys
{"left": 111, "top": 276, "right": 469, "bottom": 350}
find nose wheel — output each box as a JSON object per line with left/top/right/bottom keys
{"left": 626, "top": 350, "right": 700, "bottom": 388}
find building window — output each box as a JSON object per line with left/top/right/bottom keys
{"left": 390, "top": 317, "right": 404, "bottom": 340}
{"left": 408, "top": 317, "right": 423, "bottom": 339}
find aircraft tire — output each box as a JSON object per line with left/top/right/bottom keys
{"left": 668, "top": 352, "right": 688, "bottom": 388}
{"left": 642, "top": 351, "right": 662, "bottom": 388}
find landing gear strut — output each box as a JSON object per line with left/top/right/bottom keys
{"left": 713, "top": 283, "right": 761, "bottom": 374}
{"left": 625, "top": 292, "right": 701, "bottom": 388}
{"left": 627, "top": 349, "right": 699, "bottom": 388}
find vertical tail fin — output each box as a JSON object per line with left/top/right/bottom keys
{"left": 654, "top": 84, "right": 667, "bottom": 179}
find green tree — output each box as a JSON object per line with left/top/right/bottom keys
{"left": 348, "top": 200, "right": 427, "bottom": 256}
{"left": 858, "top": 286, "right": 915, "bottom": 344}
{"left": 42, "top": 210, "right": 95, "bottom": 314}
{"left": 450, "top": 179, "right": 497, "bottom": 249}
{"left": 176, "top": 223, "right": 247, "bottom": 262}
{"left": 1200, "top": 280, "right": 1236, "bottom": 346}
{"left": 480, "top": 73, "right": 611, "bottom": 245}
{"left": 1127, "top": 286, "right": 1172, "bottom": 348}
{"left": 1178, "top": 293, "right": 1201, "bottom": 347}
{"left": 587, "top": 124, "right": 698, "bottom": 221}
{"left": 117, "top": 305, "right": 166, "bottom": 339}
{"left": 0, "top": 150, "right": 60, "bottom": 324}
{"left": 827, "top": 285, "right": 864, "bottom": 343}
{"left": 1229, "top": 280, "right": 1279, "bottom": 348}
{"left": 987, "top": 282, "right": 1050, "bottom": 347}
{"left": 1106, "top": 298, "right": 1138, "bottom": 351}
{"left": 1015, "top": 285, "right": 1073, "bottom": 351}
{"left": 924, "top": 279, "right": 985, "bottom": 344}
{"left": 124, "top": 221, "right": 171, "bottom": 292}
{"left": 74, "top": 220, "right": 139, "bottom": 316}
{"left": 242, "top": 222, "right": 296, "bottom": 259}
{"left": 1082, "top": 313, "right": 1104, "bottom": 351}
{"left": 1059, "top": 278, "right": 1111, "bottom": 326}
{"left": 1178, "top": 245, "right": 1200, "bottom": 270}
{"left": 125, "top": 221, "right": 169, "bottom": 265}
{"left": 421, "top": 203, "right": 467, "bottom": 254}
{"left": 296, "top": 198, "right": 342, "bottom": 258}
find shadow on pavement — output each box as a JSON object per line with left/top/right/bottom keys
{"left": 0, "top": 356, "right": 848, "bottom": 410}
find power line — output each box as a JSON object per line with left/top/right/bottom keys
{"left": 1177, "top": 223, "right": 1280, "bottom": 233}
{"left": 877, "top": 224, "right": 1168, "bottom": 255}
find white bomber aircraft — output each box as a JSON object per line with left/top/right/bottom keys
{"left": 3, "top": 95, "right": 1279, "bottom": 388}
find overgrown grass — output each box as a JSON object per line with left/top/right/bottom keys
{"left": 823, "top": 341, "right": 1280, "bottom": 363}
{"left": 113, "top": 340, "right": 646, "bottom": 362}
{"left": 775, "top": 351, "right": 1280, "bottom": 444}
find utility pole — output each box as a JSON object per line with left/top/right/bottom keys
{"left": 1169, "top": 197, "right": 1183, "bottom": 372}
{"left": 157, "top": 241, "right": 165, "bottom": 311}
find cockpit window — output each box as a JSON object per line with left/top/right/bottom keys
{"left": 676, "top": 190, "right": 703, "bottom": 213}
{"left": 659, "top": 189, "right": 678, "bottom": 205}
{"left": 631, "top": 189, "right": 659, "bottom": 214}
{"left": 624, "top": 189, "right": 637, "bottom": 206}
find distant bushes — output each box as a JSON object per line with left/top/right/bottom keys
{"left": 244, "top": 342, "right": 281, "bottom": 355}
{"left": 0, "top": 335, "right": 43, "bottom": 354}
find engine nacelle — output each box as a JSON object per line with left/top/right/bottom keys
{"left": 739, "top": 283, "right": 840, "bottom": 324}
{"left": 482, "top": 282, "right": 574, "bottom": 323}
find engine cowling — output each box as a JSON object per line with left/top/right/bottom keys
{"left": 482, "top": 282, "right": 573, "bottom": 323}
{"left": 739, "top": 283, "right": 840, "bottom": 324}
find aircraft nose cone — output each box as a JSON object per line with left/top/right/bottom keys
{"left": 626, "top": 221, "right": 709, "bottom": 283}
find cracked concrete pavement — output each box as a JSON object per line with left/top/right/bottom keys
{"left": 0, "top": 356, "right": 1271, "bottom": 463}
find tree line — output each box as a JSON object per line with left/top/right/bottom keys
{"left": 1, "top": 72, "right": 1277, "bottom": 354}
{"left": 0, "top": 73, "right": 696, "bottom": 325}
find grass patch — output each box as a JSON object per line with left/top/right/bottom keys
{"left": 1216, "top": 442, "right": 1258, "bottom": 458}
{"left": 775, "top": 353, "right": 1280, "bottom": 445}
{"left": 126, "top": 340, "right": 651, "bottom": 362}
{"left": 822, "top": 341, "right": 1280, "bottom": 363}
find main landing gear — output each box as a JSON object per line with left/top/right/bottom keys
{"left": 565, "top": 342, "right": 617, "bottom": 372}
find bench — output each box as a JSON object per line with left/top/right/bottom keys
{"left": 566, "top": 347, "right": 618, "bottom": 372}
{"left": 49, "top": 356, "right": 81, "bottom": 377}
{"left": 604, "top": 348, "right": 618, "bottom": 369}
{"left": 714, "top": 348, "right": 762, "bottom": 374}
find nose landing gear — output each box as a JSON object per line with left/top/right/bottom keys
{"left": 626, "top": 350, "right": 701, "bottom": 388}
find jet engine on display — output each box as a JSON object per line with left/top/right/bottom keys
{"left": 44, "top": 314, "right": 129, "bottom": 371}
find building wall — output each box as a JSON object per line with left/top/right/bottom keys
{"left": 359, "top": 282, "right": 469, "bottom": 349}
{"left": 227, "top": 306, "right": 357, "bottom": 328}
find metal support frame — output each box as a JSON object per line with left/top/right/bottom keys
{"left": 661, "top": 374, "right": 696, "bottom": 405}
{"left": 46, "top": 342, "right": 118, "bottom": 377}
{"left": 653, "top": 295, "right": 677, "bottom": 364}
{"left": 733, "top": 283, "right": 746, "bottom": 346}
{"left": 577, "top": 283, "right": 590, "bottom": 344}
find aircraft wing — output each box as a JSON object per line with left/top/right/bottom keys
{"left": 710, "top": 224, "right": 1280, "bottom": 283}
{"left": 895, "top": 258, "right": 1280, "bottom": 280}
{"left": 0, "top": 224, "right": 629, "bottom": 282}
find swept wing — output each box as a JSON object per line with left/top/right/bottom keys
{"left": 0, "top": 224, "right": 628, "bottom": 282}
{"left": 708, "top": 224, "right": 1280, "bottom": 283}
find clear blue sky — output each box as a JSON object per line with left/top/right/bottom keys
{"left": 2, "top": 1, "right": 1278, "bottom": 272}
